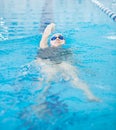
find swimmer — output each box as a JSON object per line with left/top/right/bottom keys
{"left": 36, "top": 23, "right": 99, "bottom": 101}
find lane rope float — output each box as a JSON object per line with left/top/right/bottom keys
{"left": 91, "top": 0, "right": 116, "bottom": 22}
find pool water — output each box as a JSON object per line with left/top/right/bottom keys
{"left": 0, "top": 0, "right": 116, "bottom": 130}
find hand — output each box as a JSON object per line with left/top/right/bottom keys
{"left": 44, "top": 23, "right": 55, "bottom": 36}
{"left": 47, "top": 23, "right": 55, "bottom": 31}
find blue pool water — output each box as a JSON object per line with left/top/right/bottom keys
{"left": 0, "top": 0, "right": 116, "bottom": 130}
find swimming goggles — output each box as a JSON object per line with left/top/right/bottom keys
{"left": 51, "top": 35, "right": 64, "bottom": 41}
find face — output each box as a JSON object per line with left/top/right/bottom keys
{"left": 50, "top": 34, "right": 65, "bottom": 47}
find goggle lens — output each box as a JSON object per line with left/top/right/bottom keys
{"left": 51, "top": 35, "right": 64, "bottom": 41}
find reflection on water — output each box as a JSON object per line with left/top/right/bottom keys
{"left": 39, "top": 0, "right": 54, "bottom": 33}
{"left": 0, "top": 0, "right": 44, "bottom": 40}
{"left": 0, "top": 0, "right": 115, "bottom": 41}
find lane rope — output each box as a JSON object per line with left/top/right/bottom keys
{"left": 91, "top": 0, "right": 116, "bottom": 22}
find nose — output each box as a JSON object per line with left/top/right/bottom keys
{"left": 56, "top": 39, "right": 60, "bottom": 42}
{"left": 56, "top": 37, "right": 59, "bottom": 39}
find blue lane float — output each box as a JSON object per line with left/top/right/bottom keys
{"left": 91, "top": 0, "right": 116, "bottom": 22}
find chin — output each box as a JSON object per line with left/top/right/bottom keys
{"left": 50, "top": 40, "right": 65, "bottom": 47}
{"left": 56, "top": 40, "right": 65, "bottom": 45}
{"left": 53, "top": 44, "right": 61, "bottom": 47}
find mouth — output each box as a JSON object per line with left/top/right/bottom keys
{"left": 55, "top": 40, "right": 63, "bottom": 45}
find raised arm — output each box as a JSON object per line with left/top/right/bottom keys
{"left": 39, "top": 23, "right": 55, "bottom": 49}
